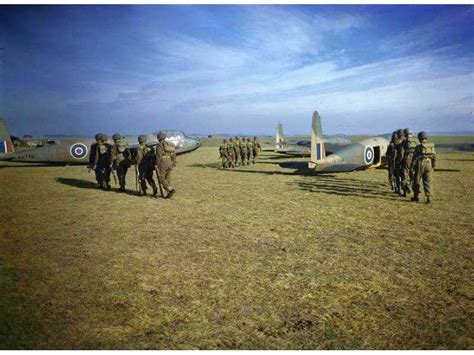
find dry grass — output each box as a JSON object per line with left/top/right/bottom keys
{"left": 0, "top": 144, "right": 473, "bottom": 349}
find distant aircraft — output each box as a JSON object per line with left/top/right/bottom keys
{"left": 308, "top": 111, "right": 391, "bottom": 172}
{"left": 275, "top": 121, "right": 351, "bottom": 156}
{"left": 0, "top": 118, "right": 201, "bottom": 165}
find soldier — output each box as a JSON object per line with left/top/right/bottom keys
{"left": 240, "top": 137, "right": 248, "bottom": 166}
{"left": 400, "top": 128, "right": 417, "bottom": 197}
{"left": 227, "top": 138, "right": 236, "bottom": 168}
{"left": 155, "top": 131, "right": 177, "bottom": 198}
{"left": 252, "top": 136, "right": 261, "bottom": 163}
{"left": 411, "top": 131, "right": 436, "bottom": 204}
{"left": 386, "top": 131, "right": 397, "bottom": 191}
{"left": 246, "top": 137, "right": 253, "bottom": 165}
{"left": 88, "top": 133, "right": 102, "bottom": 187}
{"left": 136, "top": 134, "right": 158, "bottom": 197}
{"left": 110, "top": 133, "right": 131, "bottom": 193}
{"left": 234, "top": 136, "right": 241, "bottom": 167}
{"left": 93, "top": 134, "right": 112, "bottom": 190}
{"left": 219, "top": 139, "right": 229, "bottom": 168}
{"left": 394, "top": 129, "right": 405, "bottom": 194}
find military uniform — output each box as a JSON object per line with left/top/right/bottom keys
{"left": 400, "top": 128, "right": 417, "bottom": 196}
{"left": 394, "top": 129, "right": 405, "bottom": 194}
{"left": 411, "top": 132, "right": 436, "bottom": 204}
{"left": 110, "top": 133, "right": 131, "bottom": 192}
{"left": 94, "top": 134, "right": 112, "bottom": 190}
{"left": 219, "top": 139, "right": 229, "bottom": 168}
{"left": 240, "top": 137, "right": 248, "bottom": 166}
{"left": 386, "top": 131, "right": 397, "bottom": 191}
{"left": 155, "top": 131, "right": 177, "bottom": 198}
{"left": 89, "top": 133, "right": 102, "bottom": 187}
{"left": 234, "top": 137, "right": 241, "bottom": 166}
{"left": 252, "top": 137, "right": 261, "bottom": 163}
{"left": 136, "top": 135, "right": 158, "bottom": 196}
{"left": 246, "top": 138, "right": 253, "bottom": 164}
{"left": 227, "top": 138, "right": 236, "bottom": 168}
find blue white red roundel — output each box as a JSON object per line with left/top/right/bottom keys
{"left": 364, "top": 146, "right": 374, "bottom": 165}
{"left": 70, "top": 143, "right": 88, "bottom": 159}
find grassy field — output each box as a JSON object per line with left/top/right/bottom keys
{"left": 0, "top": 143, "right": 473, "bottom": 349}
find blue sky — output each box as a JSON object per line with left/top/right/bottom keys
{"left": 0, "top": 5, "right": 473, "bottom": 136}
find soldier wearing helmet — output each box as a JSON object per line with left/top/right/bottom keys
{"left": 155, "top": 131, "right": 177, "bottom": 198}
{"left": 88, "top": 133, "right": 103, "bottom": 186}
{"left": 240, "top": 137, "right": 248, "bottom": 166}
{"left": 252, "top": 136, "right": 261, "bottom": 163}
{"left": 411, "top": 131, "right": 436, "bottom": 204}
{"left": 93, "top": 133, "right": 112, "bottom": 190}
{"left": 393, "top": 128, "right": 405, "bottom": 194}
{"left": 234, "top": 136, "right": 241, "bottom": 167}
{"left": 219, "top": 139, "right": 229, "bottom": 168}
{"left": 386, "top": 131, "right": 398, "bottom": 191}
{"left": 246, "top": 137, "right": 254, "bottom": 165}
{"left": 110, "top": 133, "right": 131, "bottom": 192}
{"left": 399, "top": 128, "right": 417, "bottom": 197}
{"left": 136, "top": 134, "right": 158, "bottom": 197}
{"left": 227, "top": 138, "right": 236, "bottom": 168}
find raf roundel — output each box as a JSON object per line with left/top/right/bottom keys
{"left": 70, "top": 143, "right": 88, "bottom": 159}
{"left": 364, "top": 146, "right": 374, "bottom": 165}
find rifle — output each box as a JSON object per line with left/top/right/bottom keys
{"left": 111, "top": 169, "right": 118, "bottom": 186}
{"left": 135, "top": 165, "right": 139, "bottom": 192}
{"left": 154, "top": 166, "right": 166, "bottom": 198}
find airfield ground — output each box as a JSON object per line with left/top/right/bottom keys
{"left": 0, "top": 138, "right": 473, "bottom": 349}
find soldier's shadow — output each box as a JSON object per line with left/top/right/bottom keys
{"left": 289, "top": 176, "right": 400, "bottom": 201}
{"left": 56, "top": 177, "right": 98, "bottom": 189}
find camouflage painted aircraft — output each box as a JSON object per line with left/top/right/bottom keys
{"left": 0, "top": 118, "right": 201, "bottom": 164}
{"left": 309, "top": 111, "right": 391, "bottom": 172}
{"left": 275, "top": 121, "right": 351, "bottom": 156}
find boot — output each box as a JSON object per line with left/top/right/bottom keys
{"left": 411, "top": 195, "right": 420, "bottom": 203}
{"left": 426, "top": 196, "right": 432, "bottom": 205}
{"left": 152, "top": 186, "right": 158, "bottom": 197}
{"left": 166, "top": 188, "right": 176, "bottom": 199}
{"left": 402, "top": 188, "right": 407, "bottom": 198}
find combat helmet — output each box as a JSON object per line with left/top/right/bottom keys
{"left": 94, "top": 133, "right": 102, "bottom": 141}
{"left": 418, "top": 131, "right": 428, "bottom": 140}
{"left": 157, "top": 131, "right": 166, "bottom": 140}
{"left": 138, "top": 135, "right": 147, "bottom": 143}
{"left": 100, "top": 134, "right": 108, "bottom": 142}
{"left": 404, "top": 128, "right": 412, "bottom": 135}
{"left": 391, "top": 131, "right": 397, "bottom": 142}
{"left": 396, "top": 129, "right": 403, "bottom": 138}
{"left": 112, "top": 133, "right": 121, "bottom": 142}
{"left": 223, "top": 138, "right": 228, "bottom": 143}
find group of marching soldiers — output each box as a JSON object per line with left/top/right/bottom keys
{"left": 88, "top": 131, "right": 177, "bottom": 199}
{"left": 219, "top": 136, "right": 262, "bottom": 168}
{"left": 387, "top": 128, "right": 437, "bottom": 204}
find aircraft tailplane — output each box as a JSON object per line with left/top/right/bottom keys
{"left": 309, "top": 111, "right": 325, "bottom": 168}
{"left": 0, "top": 118, "right": 14, "bottom": 155}
{"left": 275, "top": 122, "right": 284, "bottom": 151}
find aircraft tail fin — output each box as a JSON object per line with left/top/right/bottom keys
{"left": 275, "top": 122, "right": 285, "bottom": 151}
{"left": 309, "top": 111, "right": 325, "bottom": 168}
{"left": 0, "top": 118, "right": 14, "bottom": 155}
